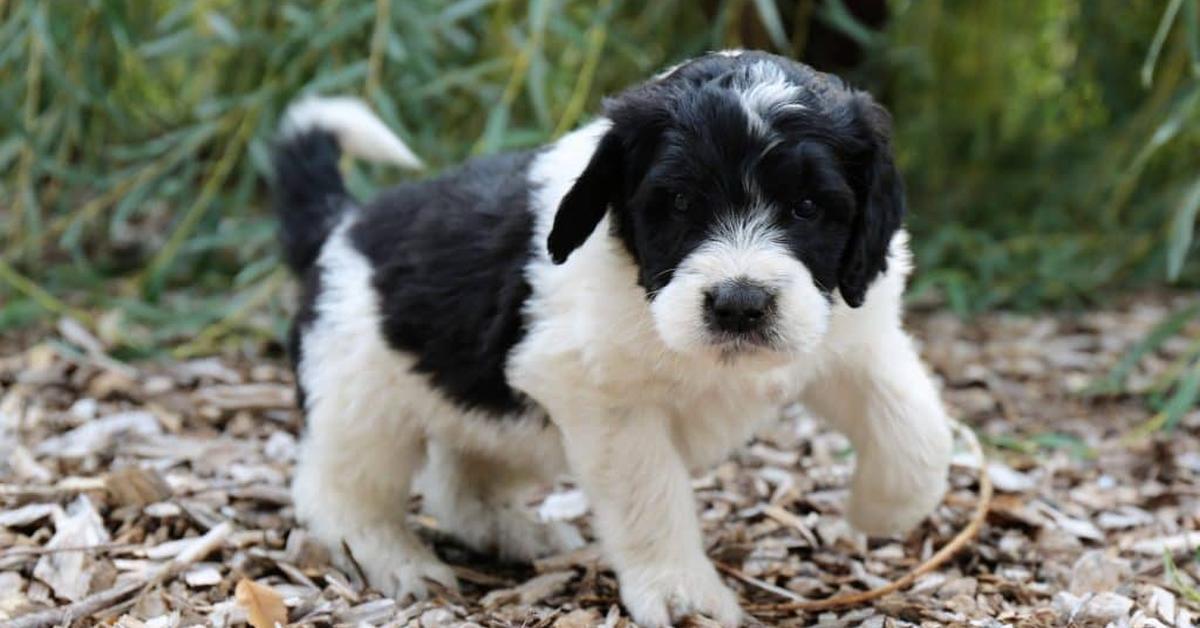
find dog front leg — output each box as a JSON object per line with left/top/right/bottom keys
{"left": 803, "top": 326, "right": 954, "bottom": 536}
{"left": 549, "top": 404, "right": 741, "bottom": 628}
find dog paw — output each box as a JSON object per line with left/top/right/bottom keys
{"left": 847, "top": 418, "right": 953, "bottom": 537}
{"left": 334, "top": 536, "right": 458, "bottom": 601}
{"left": 496, "top": 516, "right": 586, "bottom": 562}
{"left": 365, "top": 554, "right": 459, "bottom": 601}
{"left": 619, "top": 562, "right": 742, "bottom": 628}
{"left": 847, "top": 460, "right": 949, "bottom": 536}
{"left": 444, "top": 504, "right": 585, "bottom": 562}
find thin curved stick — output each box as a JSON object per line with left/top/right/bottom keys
{"left": 756, "top": 420, "right": 993, "bottom": 613}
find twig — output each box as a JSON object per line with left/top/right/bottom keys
{"left": 533, "top": 543, "right": 602, "bottom": 573}
{"left": 340, "top": 539, "right": 370, "bottom": 589}
{"left": 0, "top": 477, "right": 108, "bottom": 498}
{"left": 4, "top": 522, "right": 232, "bottom": 628}
{"left": 0, "top": 542, "right": 139, "bottom": 559}
{"left": 760, "top": 503, "right": 818, "bottom": 547}
{"left": 754, "top": 420, "right": 993, "bottom": 613}
{"left": 716, "top": 562, "right": 806, "bottom": 603}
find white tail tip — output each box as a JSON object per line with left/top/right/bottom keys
{"left": 281, "top": 96, "right": 424, "bottom": 171}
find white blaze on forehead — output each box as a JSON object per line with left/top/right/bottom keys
{"left": 736, "top": 61, "right": 805, "bottom": 135}
{"left": 697, "top": 210, "right": 790, "bottom": 279}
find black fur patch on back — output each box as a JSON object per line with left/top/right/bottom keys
{"left": 350, "top": 150, "right": 539, "bottom": 416}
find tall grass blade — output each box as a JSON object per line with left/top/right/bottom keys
{"left": 1143, "top": 0, "right": 1185, "bottom": 87}
{"left": 1168, "top": 178, "right": 1200, "bottom": 281}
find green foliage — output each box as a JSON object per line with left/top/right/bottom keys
{"left": 1163, "top": 548, "right": 1200, "bottom": 605}
{"left": 881, "top": 1, "right": 1200, "bottom": 311}
{"left": 0, "top": 0, "right": 1198, "bottom": 355}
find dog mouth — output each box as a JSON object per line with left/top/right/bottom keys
{"left": 709, "top": 329, "right": 778, "bottom": 358}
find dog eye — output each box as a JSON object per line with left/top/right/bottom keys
{"left": 672, "top": 193, "right": 690, "bottom": 214}
{"left": 790, "top": 199, "right": 821, "bottom": 221}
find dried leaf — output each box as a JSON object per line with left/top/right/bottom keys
{"left": 234, "top": 578, "right": 287, "bottom": 628}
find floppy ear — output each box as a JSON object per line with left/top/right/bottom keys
{"left": 838, "top": 96, "right": 905, "bottom": 308}
{"left": 547, "top": 132, "right": 624, "bottom": 264}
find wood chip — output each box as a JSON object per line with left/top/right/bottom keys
{"left": 106, "top": 467, "right": 173, "bottom": 508}
{"left": 1129, "top": 532, "right": 1200, "bottom": 556}
{"left": 35, "top": 411, "right": 161, "bottom": 458}
{"left": 32, "top": 495, "right": 111, "bottom": 602}
{"left": 183, "top": 564, "right": 222, "bottom": 588}
{"left": 194, "top": 384, "right": 293, "bottom": 411}
{"left": 4, "top": 298, "right": 1198, "bottom": 626}
{"left": 0, "top": 504, "right": 61, "bottom": 529}
{"left": 480, "top": 571, "right": 576, "bottom": 609}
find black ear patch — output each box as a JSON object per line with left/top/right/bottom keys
{"left": 547, "top": 132, "right": 624, "bottom": 264}
{"left": 838, "top": 95, "right": 905, "bottom": 308}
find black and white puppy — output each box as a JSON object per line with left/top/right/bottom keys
{"left": 274, "top": 50, "right": 952, "bottom": 627}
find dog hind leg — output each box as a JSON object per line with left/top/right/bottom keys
{"left": 419, "top": 441, "right": 584, "bottom": 562}
{"left": 293, "top": 401, "right": 457, "bottom": 600}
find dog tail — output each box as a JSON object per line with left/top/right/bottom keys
{"left": 272, "top": 96, "right": 423, "bottom": 273}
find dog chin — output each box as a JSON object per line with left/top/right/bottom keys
{"left": 717, "top": 347, "right": 793, "bottom": 370}
{"left": 680, "top": 333, "right": 803, "bottom": 370}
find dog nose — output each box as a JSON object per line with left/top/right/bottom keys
{"left": 705, "top": 281, "right": 774, "bottom": 334}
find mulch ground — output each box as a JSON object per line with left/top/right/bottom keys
{"left": 1, "top": 294, "right": 1198, "bottom": 627}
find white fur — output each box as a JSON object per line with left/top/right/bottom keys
{"left": 282, "top": 96, "right": 425, "bottom": 170}
{"left": 291, "top": 90, "right": 952, "bottom": 626}
{"left": 736, "top": 61, "right": 805, "bottom": 135}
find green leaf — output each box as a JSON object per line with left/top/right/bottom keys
{"left": 526, "top": 49, "right": 552, "bottom": 129}
{"left": 750, "top": 0, "right": 790, "bottom": 52}
{"left": 1164, "top": 548, "right": 1200, "bottom": 604}
{"left": 1029, "top": 432, "right": 1093, "bottom": 459}
{"left": 816, "top": 0, "right": 878, "bottom": 48}
{"left": 0, "top": 298, "right": 46, "bottom": 333}
{"left": 475, "top": 105, "right": 512, "bottom": 154}
{"left": 1184, "top": 0, "right": 1200, "bottom": 78}
{"left": 1143, "top": 0, "right": 1185, "bottom": 87}
{"left": 1161, "top": 358, "right": 1200, "bottom": 430}
{"left": 204, "top": 10, "right": 240, "bottom": 45}
{"left": 1091, "top": 302, "right": 1200, "bottom": 394}
{"left": 440, "top": 0, "right": 498, "bottom": 25}
{"left": 1105, "top": 85, "right": 1200, "bottom": 224}
{"left": 1167, "top": 178, "right": 1200, "bottom": 282}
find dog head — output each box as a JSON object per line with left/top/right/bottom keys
{"left": 547, "top": 51, "right": 905, "bottom": 360}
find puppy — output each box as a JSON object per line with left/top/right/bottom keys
{"left": 274, "top": 50, "right": 953, "bottom": 627}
